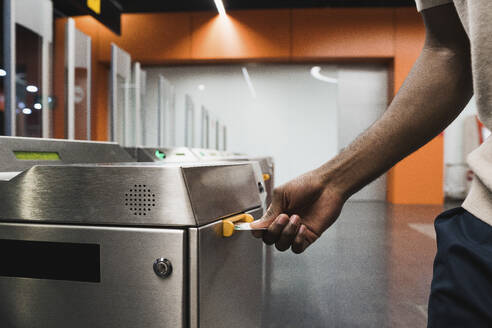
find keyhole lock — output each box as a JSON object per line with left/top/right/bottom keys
{"left": 153, "top": 258, "right": 173, "bottom": 278}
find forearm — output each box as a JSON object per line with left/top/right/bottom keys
{"left": 318, "top": 45, "right": 472, "bottom": 199}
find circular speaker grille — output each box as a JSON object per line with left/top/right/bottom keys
{"left": 125, "top": 184, "right": 156, "bottom": 216}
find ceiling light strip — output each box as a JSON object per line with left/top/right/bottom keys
{"left": 310, "top": 66, "right": 338, "bottom": 84}
{"left": 213, "top": 0, "right": 226, "bottom": 16}
{"left": 241, "top": 67, "right": 257, "bottom": 99}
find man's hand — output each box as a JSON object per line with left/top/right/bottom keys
{"left": 250, "top": 169, "right": 346, "bottom": 254}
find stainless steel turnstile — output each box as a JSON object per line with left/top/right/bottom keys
{"left": 0, "top": 137, "right": 266, "bottom": 328}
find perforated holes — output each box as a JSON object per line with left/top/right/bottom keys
{"left": 124, "top": 184, "right": 156, "bottom": 216}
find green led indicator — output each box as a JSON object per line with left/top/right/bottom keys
{"left": 14, "top": 151, "right": 61, "bottom": 161}
{"left": 155, "top": 150, "right": 166, "bottom": 160}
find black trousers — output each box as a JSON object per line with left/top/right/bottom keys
{"left": 428, "top": 207, "right": 492, "bottom": 327}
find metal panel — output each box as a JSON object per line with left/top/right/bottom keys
{"left": 182, "top": 163, "right": 261, "bottom": 225}
{"left": 188, "top": 228, "right": 199, "bottom": 328}
{"left": 196, "top": 218, "right": 263, "bottom": 328}
{"left": 0, "top": 223, "right": 186, "bottom": 328}
{"left": 0, "top": 136, "right": 134, "bottom": 172}
{"left": 0, "top": 165, "right": 196, "bottom": 227}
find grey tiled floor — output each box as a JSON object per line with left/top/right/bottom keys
{"left": 263, "top": 201, "right": 453, "bottom": 328}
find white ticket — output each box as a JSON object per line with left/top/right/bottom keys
{"left": 234, "top": 222, "right": 267, "bottom": 231}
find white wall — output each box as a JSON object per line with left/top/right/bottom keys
{"left": 443, "top": 97, "right": 478, "bottom": 199}
{"left": 15, "top": 0, "right": 53, "bottom": 42}
{"left": 337, "top": 64, "right": 388, "bottom": 201}
{"left": 145, "top": 64, "right": 339, "bottom": 186}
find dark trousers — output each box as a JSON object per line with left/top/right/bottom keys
{"left": 428, "top": 207, "right": 492, "bottom": 327}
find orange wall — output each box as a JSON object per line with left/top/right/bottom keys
{"left": 54, "top": 7, "right": 441, "bottom": 204}
{"left": 387, "top": 8, "right": 443, "bottom": 204}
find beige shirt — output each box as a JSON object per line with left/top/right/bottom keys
{"left": 415, "top": 0, "right": 492, "bottom": 225}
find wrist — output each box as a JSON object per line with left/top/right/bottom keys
{"left": 313, "top": 163, "right": 353, "bottom": 202}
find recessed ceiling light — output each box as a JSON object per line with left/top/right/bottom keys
{"left": 26, "top": 85, "right": 39, "bottom": 93}
{"left": 310, "top": 66, "right": 338, "bottom": 84}
{"left": 22, "top": 108, "right": 32, "bottom": 115}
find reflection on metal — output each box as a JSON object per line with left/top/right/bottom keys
{"left": 110, "top": 43, "right": 131, "bottom": 145}
{"left": 185, "top": 94, "right": 195, "bottom": 147}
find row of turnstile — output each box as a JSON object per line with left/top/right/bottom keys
{"left": 0, "top": 136, "right": 274, "bottom": 328}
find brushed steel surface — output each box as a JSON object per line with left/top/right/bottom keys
{"left": 0, "top": 222, "right": 186, "bottom": 328}
{"left": 196, "top": 217, "right": 263, "bottom": 328}
{"left": 189, "top": 208, "right": 262, "bottom": 328}
{"left": 182, "top": 163, "right": 261, "bottom": 225}
{"left": 125, "top": 146, "right": 274, "bottom": 207}
{"left": 0, "top": 136, "right": 134, "bottom": 172}
{"left": 0, "top": 164, "right": 196, "bottom": 227}
{"left": 0, "top": 162, "right": 264, "bottom": 227}
{"left": 189, "top": 228, "right": 199, "bottom": 328}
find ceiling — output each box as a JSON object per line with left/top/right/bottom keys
{"left": 118, "top": 0, "right": 415, "bottom": 13}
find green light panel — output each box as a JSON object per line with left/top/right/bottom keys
{"left": 14, "top": 151, "right": 61, "bottom": 161}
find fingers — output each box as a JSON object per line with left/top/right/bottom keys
{"left": 292, "top": 225, "right": 318, "bottom": 254}
{"left": 262, "top": 214, "right": 289, "bottom": 245}
{"left": 251, "top": 230, "right": 264, "bottom": 238}
{"left": 257, "top": 214, "right": 317, "bottom": 253}
{"left": 275, "top": 215, "right": 301, "bottom": 251}
{"left": 250, "top": 192, "right": 282, "bottom": 231}
{"left": 292, "top": 225, "right": 308, "bottom": 254}
{"left": 250, "top": 206, "right": 277, "bottom": 239}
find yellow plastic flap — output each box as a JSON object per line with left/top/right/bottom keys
{"left": 222, "top": 213, "right": 254, "bottom": 237}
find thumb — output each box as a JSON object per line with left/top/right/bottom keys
{"left": 250, "top": 196, "right": 282, "bottom": 229}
